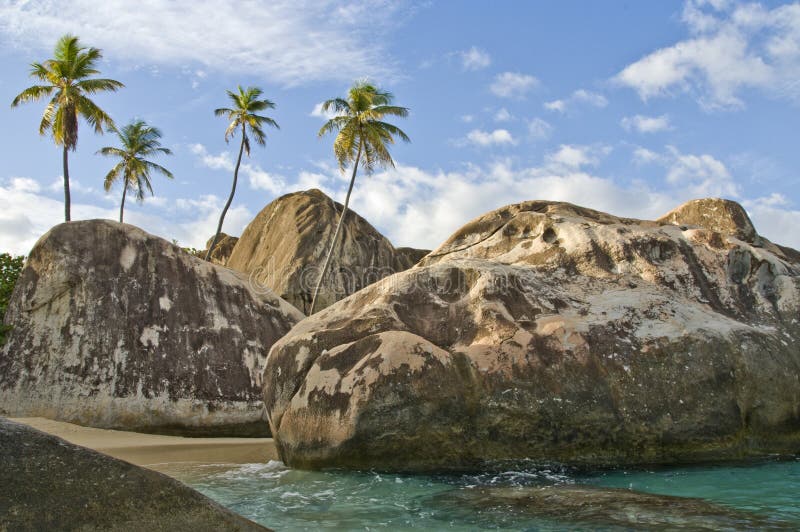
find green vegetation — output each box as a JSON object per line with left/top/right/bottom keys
{"left": 0, "top": 253, "right": 25, "bottom": 345}
{"left": 10, "top": 35, "right": 413, "bottom": 279}
{"left": 206, "top": 86, "right": 279, "bottom": 261}
{"left": 98, "top": 120, "right": 173, "bottom": 223}
{"left": 310, "top": 81, "right": 410, "bottom": 313}
{"left": 11, "top": 34, "right": 124, "bottom": 222}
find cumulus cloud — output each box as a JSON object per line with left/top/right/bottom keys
{"left": 310, "top": 102, "right": 345, "bottom": 120}
{"left": 490, "top": 72, "right": 539, "bottom": 98}
{"left": 190, "top": 144, "right": 286, "bottom": 195}
{"left": 545, "top": 144, "right": 611, "bottom": 170}
{"left": 630, "top": 144, "right": 739, "bottom": 198}
{"left": 459, "top": 46, "right": 491, "bottom": 70}
{"left": 614, "top": 0, "right": 800, "bottom": 108}
{"left": 494, "top": 108, "right": 513, "bottom": 122}
{"left": 620, "top": 114, "right": 673, "bottom": 133}
{"left": 743, "top": 194, "right": 800, "bottom": 249}
{"left": 527, "top": 118, "right": 553, "bottom": 141}
{"left": 544, "top": 89, "right": 608, "bottom": 112}
{"left": 0, "top": 176, "right": 250, "bottom": 255}
{"left": 463, "top": 129, "right": 517, "bottom": 147}
{"left": 0, "top": 0, "right": 407, "bottom": 85}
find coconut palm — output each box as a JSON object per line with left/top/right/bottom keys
{"left": 206, "top": 86, "right": 279, "bottom": 261}
{"left": 11, "top": 34, "right": 124, "bottom": 222}
{"left": 98, "top": 120, "right": 173, "bottom": 223}
{"left": 310, "top": 81, "right": 410, "bottom": 313}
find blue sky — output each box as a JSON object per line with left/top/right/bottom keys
{"left": 1, "top": 0, "right": 799, "bottom": 255}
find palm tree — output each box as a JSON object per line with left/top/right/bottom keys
{"left": 11, "top": 34, "right": 124, "bottom": 222}
{"left": 206, "top": 86, "right": 279, "bottom": 261}
{"left": 98, "top": 120, "right": 173, "bottom": 223}
{"left": 310, "top": 81, "right": 410, "bottom": 313}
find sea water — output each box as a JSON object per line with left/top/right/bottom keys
{"left": 164, "top": 457, "right": 800, "bottom": 530}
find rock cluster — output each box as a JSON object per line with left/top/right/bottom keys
{"left": 227, "top": 189, "right": 428, "bottom": 314}
{"left": 263, "top": 198, "right": 800, "bottom": 471}
{"left": 0, "top": 220, "right": 303, "bottom": 436}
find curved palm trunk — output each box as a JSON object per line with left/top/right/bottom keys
{"left": 62, "top": 145, "right": 71, "bottom": 222}
{"left": 119, "top": 183, "right": 128, "bottom": 223}
{"left": 310, "top": 140, "right": 363, "bottom": 314}
{"left": 206, "top": 126, "right": 246, "bottom": 261}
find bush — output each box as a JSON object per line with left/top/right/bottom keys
{"left": 0, "top": 253, "right": 25, "bottom": 345}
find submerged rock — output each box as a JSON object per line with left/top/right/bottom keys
{"left": 263, "top": 198, "right": 800, "bottom": 471}
{"left": 439, "top": 484, "right": 791, "bottom": 530}
{"left": 227, "top": 189, "right": 429, "bottom": 314}
{"left": 0, "top": 220, "right": 303, "bottom": 436}
{"left": 0, "top": 418, "right": 268, "bottom": 531}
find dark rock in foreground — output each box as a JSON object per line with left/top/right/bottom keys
{"left": 0, "top": 220, "right": 303, "bottom": 436}
{"left": 263, "top": 198, "right": 800, "bottom": 471}
{"left": 227, "top": 189, "right": 429, "bottom": 314}
{"left": 0, "top": 418, "right": 268, "bottom": 531}
{"left": 439, "top": 485, "right": 792, "bottom": 530}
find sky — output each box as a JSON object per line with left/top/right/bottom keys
{"left": 1, "top": 0, "right": 799, "bottom": 255}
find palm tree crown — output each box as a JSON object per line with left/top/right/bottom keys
{"left": 310, "top": 81, "right": 410, "bottom": 314}
{"left": 214, "top": 86, "right": 279, "bottom": 155}
{"left": 12, "top": 34, "right": 123, "bottom": 151}
{"left": 98, "top": 120, "right": 173, "bottom": 223}
{"left": 11, "top": 34, "right": 124, "bottom": 221}
{"left": 205, "top": 86, "right": 279, "bottom": 261}
{"left": 318, "top": 81, "right": 410, "bottom": 172}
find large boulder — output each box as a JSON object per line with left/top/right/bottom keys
{"left": 227, "top": 189, "right": 429, "bottom": 314}
{"left": 201, "top": 232, "right": 239, "bottom": 266}
{"left": 0, "top": 220, "right": 303, "bottom": 436}
{"left": 0, "top": 418, "right": 268, "bottom": 531}
{"left": 263, "top": 198, "right": 800, "bottom": 471}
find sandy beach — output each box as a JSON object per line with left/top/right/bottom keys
{"left": 10, "top": 417, "right": 279, "bottom": 472}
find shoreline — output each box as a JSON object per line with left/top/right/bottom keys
{"left": 9, "top": 417, "right": 279, "bottom": 473}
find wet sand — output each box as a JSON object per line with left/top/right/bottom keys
{"left": 9, "top": 417, "right": 278, "bottom": 472}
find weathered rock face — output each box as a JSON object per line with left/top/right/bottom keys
{"left": 658, "top": 197, "right": 758, "bottom": 243}
{"left": 0, "top": 220, "right": 303, "bottom": 436}
{"left": 437, "top": 485, "right": 789, "bottom": 529}
{"left": 263, "top": 198, "right": 800, "bottom": 471}
{"left": 227, "top": 189, "right": 429, "bottom": 314}
{"left": 0, "top": 418, "right": 268, "bottom": 531}
{"left": 202, "top": 232, "right": 239, "bottom": 266}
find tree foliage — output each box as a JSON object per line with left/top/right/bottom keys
{"left": 0, "top": 253, "right": 25, "bottom": 345}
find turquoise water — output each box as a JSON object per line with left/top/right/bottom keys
{"left": 166, "top": 458, "right": 800, "bottom": 530}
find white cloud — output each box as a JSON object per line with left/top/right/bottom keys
{"left": 460, "top": 114, "right": 475, "bottom": 123}
{"left": 544, "top": 89, "right": 608, "bottom": 112}
{"left": 665, "top": 147, "right": 738, "bottom": 197}
{"left": 546, "top": 144, "right": 610, "bottom": 170}
{"left": 614, "top": 0, "right": 800, "bottom": 108}
{"left": 459, "top": 46, "right": 491, "bottom": 70}
{"left": 0, "top": 176, "right": 253, "bottom": 255}
{"left": 630, "top": 143, "right": 741, "bottom": 197}
{"left": 743, "top": 194, "right": 800, "bottom": 249}
{"left": 464, "top": 129, "right": 517, "bottom": 147}
{"left": 544, "top": 100, "right": 566, "bottom": 112}
{"left": 490, "top": 72, "right": 539, "bottom": 98}
{"left": 310, "top": 102, "right": 344, "bottom": 120}
{"left": 0, "top": 0, "right": 406, "bottom": 85}
{"left": 494, "top": 108, "right": 513, "bottom": 122}
{"left": 632, "top": 147, "right": 662, "bottom": 165}
{"left": 527, "top": 118, "right": 553, "bottom": 141}
{"left": 191, "top": 143, "right": 286, "bottom": 195}
{"left": 621, "top": 114, "right": 673, "bottom": 133}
